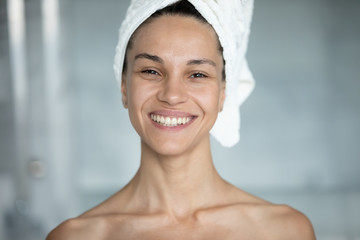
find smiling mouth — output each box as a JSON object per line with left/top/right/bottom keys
{"left": 150, "top": 114, "right": 195, "bottom": 127}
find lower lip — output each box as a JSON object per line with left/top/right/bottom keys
{"left": 149, "top": 116, "right": 196, "bottom": 131}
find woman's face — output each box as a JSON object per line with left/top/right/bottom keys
{"left": 122, "top": 15, "right": 225, "bottom": 156}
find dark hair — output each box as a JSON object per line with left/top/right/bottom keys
{"left": 122, "top": 0, "right": 226, "bottom": 80}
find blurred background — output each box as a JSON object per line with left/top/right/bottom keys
{"left": 1, "top": 0, "right": 359, "bottom": 239}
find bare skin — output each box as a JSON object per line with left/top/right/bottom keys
{"left": 47, "top": 15, "right": 315, "bottom": 240}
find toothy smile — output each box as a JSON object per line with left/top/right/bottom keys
{"left": 150, "top": 114, "right": 194, "bottom": 127}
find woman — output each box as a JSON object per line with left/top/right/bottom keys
{"left": 47, "top": 0, "right": 315, "bottom": 239}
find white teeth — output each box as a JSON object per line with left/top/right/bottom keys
{"left": 165, "top": 117, "right": 171, "bottom": 125}
{"left": 150, "top": 114, "right": 192, "bottom": 127}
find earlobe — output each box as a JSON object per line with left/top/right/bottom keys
{"left": 121, "top": 74, "right": 128, "bottom": 109}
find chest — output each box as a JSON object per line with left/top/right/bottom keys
{"left": 104, "top": 222, "right": 259, "bottom": 240}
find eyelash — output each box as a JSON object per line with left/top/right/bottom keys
{"left": 190, "top": 72, "right": 208, "bottom": 78}
{"left": 141, "top": 69, "right": 160, "bottom": 75}
{"left": 140, "top": 69, "right": 208, "bottom": 79}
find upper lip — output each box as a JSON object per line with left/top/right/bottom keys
{"left": 149, "top": 110, "right": 196, "bottom": 118}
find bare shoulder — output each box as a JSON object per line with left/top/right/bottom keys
{"left": 263, "top": 204, "right": 315, "bottom": 239}
{"left": 46, "top": 189, "right": 136, "bottom": 240}
{"left": 46, "top": 214, "right": 130, "bottom": 240}
{"left": 46, "top": 217, "right": 86, "bottom": 240}
{"left": 198, "top": 187, "right": 316, "bottom": 239}
{"left": 243, "top": 202, "right": 316, "bottom": 240}
{"left": 46, "top": 216, "right": 105, "bottom": 240}
{"left": 212, "top": 187, "right": 315, "bottom": 239}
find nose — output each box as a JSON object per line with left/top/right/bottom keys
{"left": 157, "top": 76, "right": 188, "bottom": 106}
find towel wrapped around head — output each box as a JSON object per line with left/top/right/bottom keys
{"left": 114, "top": 0, "right": 255, "bottom": 147}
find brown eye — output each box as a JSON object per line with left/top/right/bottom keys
{"left": 142, "top": 69, "right": 160, "bottom": 75}
{"left": 190, "top": 72, "right": 207, "bottom": 78}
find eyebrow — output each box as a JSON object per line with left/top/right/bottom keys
{"left": 134, "top": 53, "right": 164, "bottom": 64}
{"left": 187, "top": 59, "right": 216, "bottom": 67}
{"left": 134, "top": 53, "right": 216, "bottom": 67}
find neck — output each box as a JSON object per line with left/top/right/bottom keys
{"left": 125, "top": 137, "right": 228, "bottom": 219}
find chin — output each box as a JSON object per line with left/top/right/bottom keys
{"left": 149, "top": 141, "right": 191, "bottom": 157}
{"left": 143, "top": 134, "right": 210, "bottom": 157}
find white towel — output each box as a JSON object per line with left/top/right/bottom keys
{"left": 114, "top": 0, "right": 255, "bottom": 147}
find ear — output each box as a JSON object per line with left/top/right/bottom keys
{"left": 121, "top": 73, "right": 128, "bottom": 109}
{"left": 219, "top": 81, "right": 226, "bottom": 112}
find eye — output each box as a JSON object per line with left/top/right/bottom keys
{"left": 190, "top": 72, "right": 207, "bottom": 78}
{"left": 141, "top": 69, "right": 160, "bottom": 75}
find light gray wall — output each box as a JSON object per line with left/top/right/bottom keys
{"left": 1, "top": 0, "right": 359, "bottom": 239}
{"left": 213, "top": 0, "right": 360, "bottom": 190}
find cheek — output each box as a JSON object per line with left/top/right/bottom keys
{"left": 126, "top": 79, "right": 157, "bottom": 127}
{"left": 128, "top": 80, "right": 152, "bottom": 107}
{"left": 190, "top": 83, "right": 222, "bottom": 113}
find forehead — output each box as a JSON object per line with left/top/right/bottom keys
{"left": 129, "top": 15, "right": 221, "bottom": 58}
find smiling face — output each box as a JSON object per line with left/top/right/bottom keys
{"left": 122, "top": 15, "right": 225, "bottom": 156}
